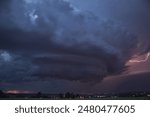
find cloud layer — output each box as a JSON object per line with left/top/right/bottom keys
{"left": 0, "top": 0, "right": 138, "bottom": 83}
{"left": 70, "top": 0, "right": 150, "bottom": 53}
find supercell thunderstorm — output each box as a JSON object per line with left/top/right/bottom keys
{"left": 0, "top": 0, "right": 140, "bottom": 83}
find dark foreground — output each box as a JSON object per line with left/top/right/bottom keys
{"left": 0, "top": 91, "right": 150, "bottom": 100}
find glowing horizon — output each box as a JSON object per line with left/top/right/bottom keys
{"left": 4, "top": 90, "right": 34, "bottom": 94}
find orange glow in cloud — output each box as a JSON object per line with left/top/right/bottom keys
{"left": 5, "top": 90, "right": 33, "bottom": 94}
{"left": 129, "top": 52, "right": 150, "bottom": 63}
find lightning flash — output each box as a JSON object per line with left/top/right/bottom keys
{"left": 129, "top": 52, "right": 150, "bottom": 63}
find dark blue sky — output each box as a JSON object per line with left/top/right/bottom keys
{"left": 0, "top": 0, "right": 150, "bottom": 93}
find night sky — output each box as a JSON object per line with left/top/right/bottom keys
{"left": 0, "top": 0, "right": 150, "bottom": 94}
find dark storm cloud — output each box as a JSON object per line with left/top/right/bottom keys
{"left": 0, "top": 0, "right": 137, "bottom": 83}
{"left": 0, "top": 0, "right": 9, "bottom": 6}
{"left": 0, "top": 53, "right": 38, "bottom": 83}
{"left": 70, "top": 0, "right": 150, "bottom": 53}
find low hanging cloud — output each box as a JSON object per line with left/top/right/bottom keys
{"left": 0, "top": 0, "right": 138, "bottom": 83}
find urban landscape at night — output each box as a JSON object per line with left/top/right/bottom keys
{"left": 1, "top": 90, "right": 150, "bottom": 100}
